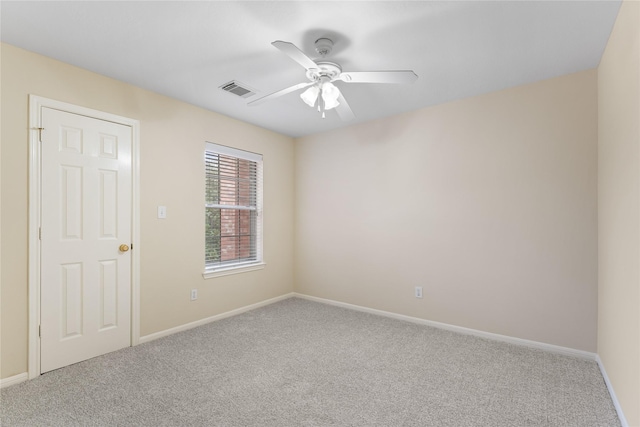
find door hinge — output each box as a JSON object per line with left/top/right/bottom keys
{"left": 39, "top": 227, "right": 42, "bottom": 240}
{"left": 39, "top": 325, "right": 41, "bottom": 338}
{"left": 36, "top": 127, "right": 44, "bottom": 142}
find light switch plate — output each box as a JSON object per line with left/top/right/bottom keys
{"left": 157, "top": 206, "right": 167, "bottom": 219}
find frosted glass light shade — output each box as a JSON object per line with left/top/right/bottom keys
{"left": 321, "top": 82, "right": 340, "bottom": 110}
{"left": 300, "top": 86, "right": 320, "bottom": 107}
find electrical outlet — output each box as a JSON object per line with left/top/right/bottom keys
{"left": 190, "top": 289, "right": 198, "bottom": 301}
{"left": 415, "top": 286, "right": 423, "bottom": 299}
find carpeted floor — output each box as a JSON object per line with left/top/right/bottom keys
{"left": 0, "top": 298, "right": 620, "bottom": 426}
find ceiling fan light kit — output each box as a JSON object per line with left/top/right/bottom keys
{"left": 301, "top": 77, "right": 341, "bottom": 119}
{"left": 248, "top": 37, "right": 418, "bottom": 121}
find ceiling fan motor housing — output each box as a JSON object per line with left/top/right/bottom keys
{"left": 306, "top": 61, "right": 342, "bottom": 82}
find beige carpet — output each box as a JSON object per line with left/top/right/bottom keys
{"left": 0, "top": 298, "right": 619, "bottom": 426}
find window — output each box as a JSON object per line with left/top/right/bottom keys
{"left": 204, "top": 143, "right": 263, "bottom": 276}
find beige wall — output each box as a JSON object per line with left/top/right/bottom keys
{"left": 597, "top": 1, "right": 640, "bottom": 425}
{"left": 295, "top": 70, "right": 598, "bottom": 352}
{"left": 0, "top": 44, "right": 295, "bottom": 379}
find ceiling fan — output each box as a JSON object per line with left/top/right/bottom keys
{"left": 248, "top": 38, "right": 418, "bottom": 121}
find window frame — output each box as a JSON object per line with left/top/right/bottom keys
{"left": 203, "top": 142, "right": 264, "bottom": 279}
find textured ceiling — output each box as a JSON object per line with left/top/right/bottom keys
{"left": 1, "top": 1, "right": 622, "bottom": 137}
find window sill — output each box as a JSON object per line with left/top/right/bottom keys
{"left": 202, "top": 262, "right": 266, "bottom": 279}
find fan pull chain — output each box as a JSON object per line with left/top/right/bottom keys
{"left": 319, "top": 90, "right": 326, "bottom": 119}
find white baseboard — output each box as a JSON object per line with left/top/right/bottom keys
{"left": 0, "top": 372, "right": 28, "bottom": 389}
{"left": 596, "top": 355, "right": 629, "bottom": 427}
{"left": 293, "top": 293, "right": 597, "bottom": 361}
{"left": 139, "top": 292, "right": 295, "bottom": 344}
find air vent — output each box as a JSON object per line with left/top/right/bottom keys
{"left": 219, "top": 81, "right": 256, "bottom": 98}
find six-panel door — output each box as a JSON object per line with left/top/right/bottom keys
{"left": 40, "top": 107, "right": 132, "bottom": 373}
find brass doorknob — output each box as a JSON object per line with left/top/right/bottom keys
{"left": 119, "top": 244, "right": 130, "bottom": 252}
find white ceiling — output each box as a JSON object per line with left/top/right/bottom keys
{"left": 1, "top": 1, "right": 621, "bottom": 138}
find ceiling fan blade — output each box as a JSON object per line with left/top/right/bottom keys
{"left": 272, "top": 40, "right": 318, "bottom": 71}
{"left": 248, "top": 81, "right": 315, "bottom": 106}
{"left": 335, "top": 92, "right": 356, "bottom": 121}
{"left": 339, "top": 71, "right": 418, "bottom": 84}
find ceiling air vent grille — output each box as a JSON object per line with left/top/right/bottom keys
{"left": 219, "top": 81, "right": 256, "bottom": 98}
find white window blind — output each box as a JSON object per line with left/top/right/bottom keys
{"left": 205, "top": 143, "right": 262, "bottom": 271}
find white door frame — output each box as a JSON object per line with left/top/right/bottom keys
{"left": 28, "top": 95, "right": 141, "bottom": 379}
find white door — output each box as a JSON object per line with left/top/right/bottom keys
{"left": 40, "top": 107, "right": 132, "bottom": 373}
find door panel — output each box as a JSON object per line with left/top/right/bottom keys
{"left": 40, "top": 107, "right": 132, "bottom": 373}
